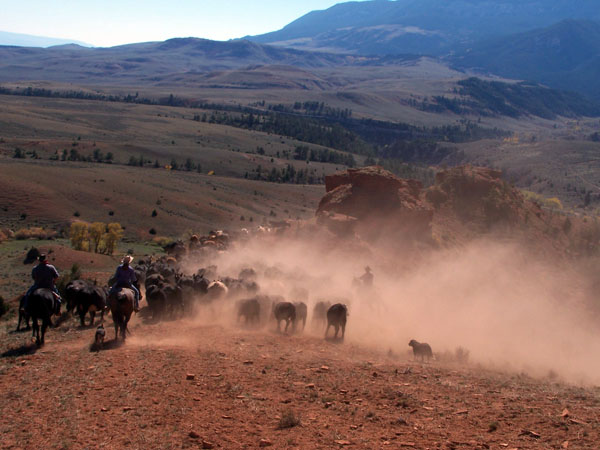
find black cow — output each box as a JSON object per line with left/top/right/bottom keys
{"left": 273, "top": 302, "right": 296, "bottom": 334}
{"left": 325, "top": 303, "right": 348, "bottom": 341}
{"left": 294, "top": 302, "right": 307, "bottom": 331}
{"left": 237, "top": 298, "right": 261, "bottom": 325}
{"left": 64, "top": 279, "right": 107, "bottom": 327}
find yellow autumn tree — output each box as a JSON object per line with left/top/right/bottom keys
{"left": 102, "top": 222, "right": 124, "bottom": 255}
{"left": 69, "top": 222, "right": 89, "bottom": 251}
{"left": 88, "top": 222, "right": 106, "bottom": 253}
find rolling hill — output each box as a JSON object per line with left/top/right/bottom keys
{"left": 0, "top": 37, "right": 415, "bottom": 85}
{"left": 247, "top": 0, "right": 600, "bottom": 56}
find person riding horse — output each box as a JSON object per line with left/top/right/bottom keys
{"left": 359, "top": 266, "right": 374, "bottom": 288}
{"left": 23, "top": 254, "right": 61, "bottom": 315}
{"left": 109, "top": 255, "right": 141, "bottom": 312}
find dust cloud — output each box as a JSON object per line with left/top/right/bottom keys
{"left": 178, "top": 231, "right": 600, "bottom": 386}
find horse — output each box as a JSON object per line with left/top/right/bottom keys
{"left": 26, "top": 288, "right": 55, "bottom": 346}
{"left": 108, "top": 287, "right": 135, "bottom": 341}
{"left": 16, "top": 294, "right": 31, "bottom": 331}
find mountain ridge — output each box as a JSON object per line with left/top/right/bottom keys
{"left": 247, "top": 0, "right": 600, "bottom": 56}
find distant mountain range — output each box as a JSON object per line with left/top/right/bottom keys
{"left": 247, "top": 0, "right": 600, "bottom": 56}
{"left": 0, "top": 37, "right": 415, "bottom": 85}
{"left": 0, "top": 30, "right": 90, "bottom": 48}
{"left": 453, "top": 19, "right": 600, "bottom": 100}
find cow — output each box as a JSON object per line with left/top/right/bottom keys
{"left": 325, "top": 303, "right": 348, "bottom": 341}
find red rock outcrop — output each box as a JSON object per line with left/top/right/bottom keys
{"left": 317, "top": 166, "right": 433, "bottom": 244}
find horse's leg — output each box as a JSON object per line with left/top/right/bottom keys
{"left": 79, "top": 307, "right": 85, "bottom": 327}
{"left": 114, "top": 318, "right": 119, "bottom": 341}
{"left": 41, "top": 319, "right": 48, "bottom": 345}
{"left": 341, "top": 322, "right": 346, "bottom": 340}
{"left": 89, "top": 310, "right": 96, "bottom": 327}
{"left": 17, "top": 311, "right": 22, "bottom": 331}
{"left": 33, "top": 317, "right": 40, "bottom": 345}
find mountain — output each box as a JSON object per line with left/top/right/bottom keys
{"left": 453, "top": 20, "right": 600, "bottom": 100}
{"left": 247, "top": 0, "right": 600, "bottom": 56}
{"left": 0, "top": 37, "right": 418, "bottom": 85}
{"left": 0, "top": 30, "right": 90, "bottom": 48}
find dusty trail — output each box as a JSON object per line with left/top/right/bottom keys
{"left": 1, "top": 316, "right": 599, "bottom": 449}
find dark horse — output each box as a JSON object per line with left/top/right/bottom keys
{"left": 109, "top": 287, "right": 135, "bottom": 341}
{"left": 26, "top": 288, "right": 55, "bottom": 346}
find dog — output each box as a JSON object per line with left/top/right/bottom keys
{"left": 408, "top": 339, "right": 433, "bottom": 362}
{"left": 94, "top": 324, "right": 106, "bottom": 348}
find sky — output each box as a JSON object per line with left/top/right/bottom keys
{"left": 1, "top": 0, "right": 368, "bottom": 47}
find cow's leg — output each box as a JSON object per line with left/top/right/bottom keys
{"left": 341, "top": 322, "right": 346, "bottom": 340}
{"left": 324, "top": 323, "right": 330, "bottom": 339}
{"left": 89, "top": 311, "right": 96, "bottom": 327}
{"left": 334, "top": 324, "right": 339, "bottom": 339}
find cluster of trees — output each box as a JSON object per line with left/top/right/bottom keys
{"left": 269, "top": 101, "right": 352, "bottom": 119}
{"left": 245, "top": 164, "right": 322, "bottom": 184}
{"left": 293, "top": 146, "right": 355, "bottom": 167}
{"left": 69, "top": 222, "right": 123, "bottom": 255}
{"left": 192, "top": 110, "right": 371, "bottom": 155}
{"left": 456, "top": 78, "right": 600, "bottom": 119}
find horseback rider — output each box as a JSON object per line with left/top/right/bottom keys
{"left": 109, "top": 255, "right": 141, "bottom": 312}
{"left": 359, "top": 266, "right": 374, "bottom": 288}
{"left": 23, "top": 254, "right": 62, "bottom": 315}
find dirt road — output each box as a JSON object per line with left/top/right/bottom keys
{"left": 1, "top": 315, "right": 599, "bottom": 449}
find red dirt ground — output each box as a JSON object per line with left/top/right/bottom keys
{"left": 1, "top": 314, "right": 599, "bottom": 450}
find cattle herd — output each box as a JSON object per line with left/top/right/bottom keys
{"left": 15, "top": 230, "right": 432, "bottom": 360}
{"left": 16, "top": 231, "right": 350, "bottom": 347}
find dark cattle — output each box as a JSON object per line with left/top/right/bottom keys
{"left": 16, "top": 294, "right": 30, "bottom": 331}
{"left": 408, "top": 340, "right": 433, "bottom": 362}
{"left": 108, "top": 287, "right": 135, "bottom": 340}
{"left": 312, "top": 300, "right": 331, "bottom": 330}
{"left": 163, "top": 240, "right": 186, "bottom": 259}
{"left": 145, "top": 273, "right": 165, "bottom": 290}
{"left": 325, "top": 303, "right": 348, "bottom": 341}
{"left": 206, "top": 281, "right": 228, "bottom": 301}
{"left": 222, "top": 277, "right": 260, "bottom": 297}
{"left": 64, "top": 279, "right": 107, "bottom": 327}
{"left": 294, "top": 302, "right": 307, "bottom": 331}
{"left": 237, "top": 298, "right": 261, "bottom": 325}
{"left": 146, "top": 283, "right": 167, "bottom": 319}
{"left": 163, "top": 283, "right": 184, "bottom": 317}
{"left": 26, "top": 288, "right": 55, "bottom": 346}
{"left": 239, "top": 268, "right": 257, "bottom": 281}
{"left": 273, "top": 302, "right": 296, "bottom": 334}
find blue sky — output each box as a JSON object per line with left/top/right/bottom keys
{"left": 2, "top": 0, "right": 368, "bottom": 47}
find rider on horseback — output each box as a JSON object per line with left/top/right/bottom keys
{"left": 109, "top": 255, "right": 141, "bottom": 312}
{"left": 23, "top": 254, "right": 62, "bottom": 315}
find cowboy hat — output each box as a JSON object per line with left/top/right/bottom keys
{"left": 122, "top": 255, "right": 134, "bottom": 265}
{"left": 38, "top": 253, "right": 48, "bottom": 263}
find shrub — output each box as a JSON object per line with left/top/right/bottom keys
{"left": 277, "top": 409, "right": 300, "bottom": 429}
{"left": 152, "top": 236, "right": 172, "bottom": 247}
{"left": 149, "top": 228, "right": 157, "bottom": 235}
{"left": 15, "top": 227, "right": 58, "bottom": 240}
{"left": 151, "top": 209, "right": 158, "bottom": 217}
